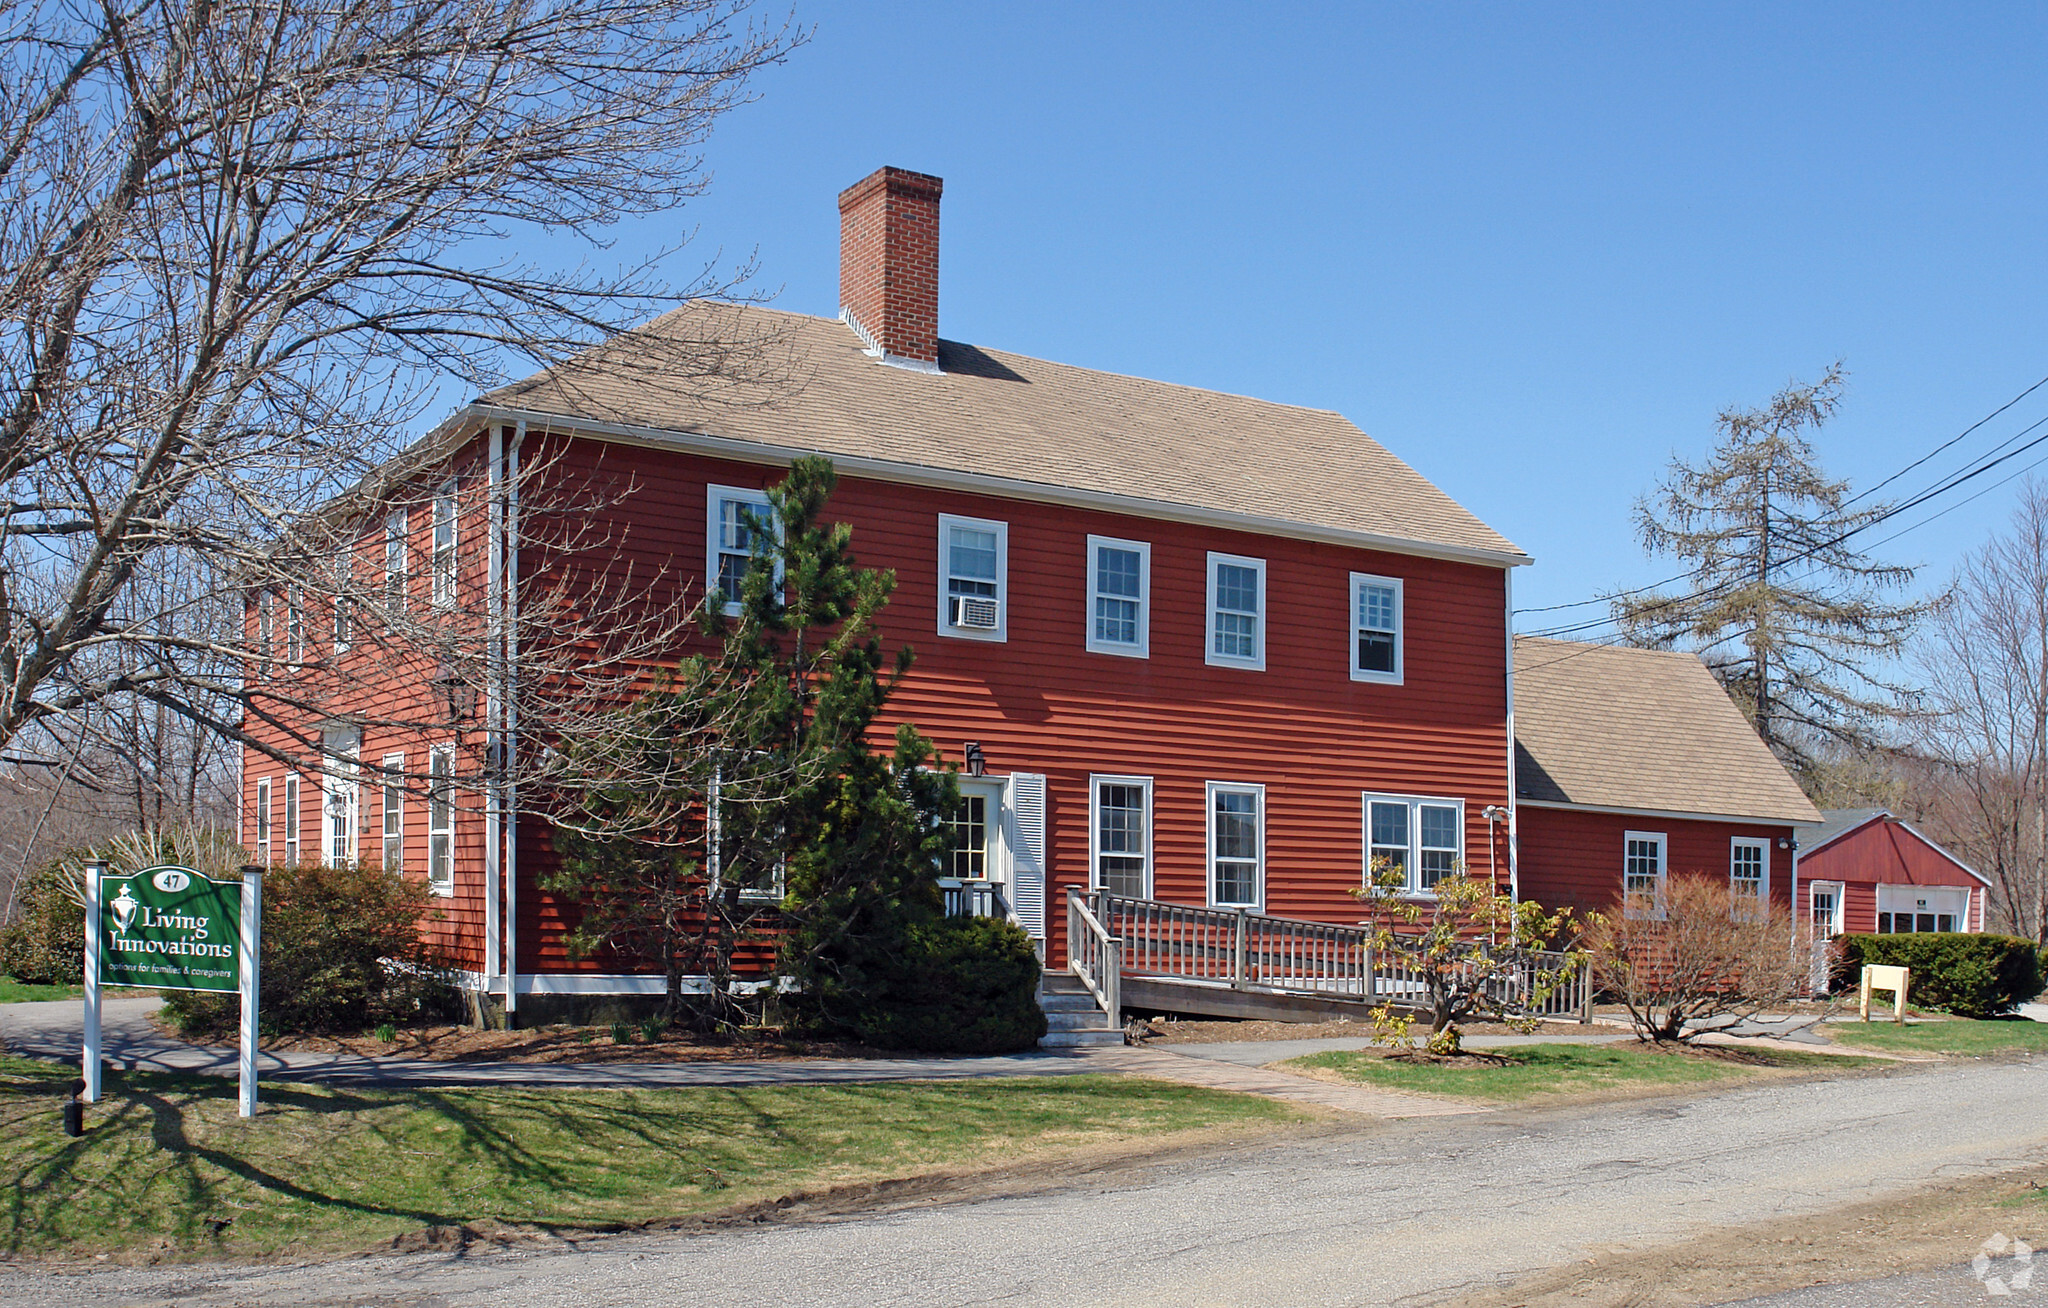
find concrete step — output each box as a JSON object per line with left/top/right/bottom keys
{"left": 1039, "top": 971, "right": 1091, "bottom": 994}
{"left": 1038, "top": 993, "right": 1101, "bottom": 1013}
{"left": 1038, "top": 1028, "right": 1126, "bottom": 1048}
{"left": 1045, "top": 1008, "right": 1114, "bottom": 1032}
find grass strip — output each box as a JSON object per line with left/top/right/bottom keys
{"left": 0, "top": 977, "right": 81, "bottom": 1003}
{"left": 1826, "top": 1016, "right": 2048, "bottom": 1056}
{"left": 0, "top": 1054, "right": 1299, "bottom": 1259}
{"left": 1286, "top": 1041, "right": 1875, "bottom": 1102}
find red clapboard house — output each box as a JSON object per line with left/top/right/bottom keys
{"left": 239, "top": 166, "right": 1532, "bottom": 1013}
{"left": 1797, "top": 809, "right": 1988, "bottom": 938}
{"left": 1511, "top": 636, "right": 1823, "bottom": 922}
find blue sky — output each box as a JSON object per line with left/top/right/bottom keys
{"left": 547, "top": 3, "right": 2048, "bottom": 626}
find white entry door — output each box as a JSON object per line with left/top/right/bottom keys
{"left": 1808, "top": 881, "right": 1844, "bottom": 937}
{"left": 943, "top": 774, "right": 1048, "bottom": 941}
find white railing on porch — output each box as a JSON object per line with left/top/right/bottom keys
{"left": 939, "top": 876, "right": 1011, "bottom": 922}
{"left": 1066, "top": 888, "right": 1122, "bottom": 1019}
{"left": 1071, "top": 888, "right": 1591, "bottom": 1022}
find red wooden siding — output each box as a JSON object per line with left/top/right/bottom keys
{"left": 1799, "top": 818, "right": 1986, "bottom": 933}
{"left": 1517, "top": 806, "right": 1797, "bottom": 920}
{"left": 248, "top": 425, "right": 1517, "bottom": 980}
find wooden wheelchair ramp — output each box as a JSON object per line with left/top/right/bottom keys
{"left": 1063, "top": 888, "right": 1590, "bottom": 1025}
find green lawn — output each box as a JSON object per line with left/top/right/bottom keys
{"left": 0, "top": 1055, "right": 1300, "bottom": 1258}
{"left": 1826, "top": 1016, "right": 2048, "bottom": 1056}
{"left": 0, "top": 976, "right": 80, "bottom": 1003}
{"left": 1286, "top": 1042, "right": 1875, "bottom": 1102}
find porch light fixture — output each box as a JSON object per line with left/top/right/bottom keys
{"left": 963, "top": 741, "right": 986, "bottom": 776}
{"left": 431, "top": 660, "right": 476, "bottom": 723}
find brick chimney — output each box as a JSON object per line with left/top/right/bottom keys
{"left": 838, "top": 166, "right": 943, "bottom": 371}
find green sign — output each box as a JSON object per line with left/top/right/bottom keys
{"left": 100, "top": 866, "right": 242, "bottom": 993}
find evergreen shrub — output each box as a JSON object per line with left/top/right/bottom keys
{"left": 1834, "top": 932, "right": 2042, "bottom": 1018}
{"left": 847, "top": 915, "right": 1047, "bottom": 1054}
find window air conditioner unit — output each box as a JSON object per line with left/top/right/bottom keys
{"left": 952, "top": 596, "right": 1000, "bottom": 630}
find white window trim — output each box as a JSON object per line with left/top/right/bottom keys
{"left": 706, "top": 484, "right": 777, "bottom": 618}
{"left": 1360, "top": 792, "right": 1465, "bottom": 897}
{"left": 381, "top": 751, "right": 405, "bottom": 874}
{"left": 936, "top": 512, "right": 1008, "bottom": 642}
{"left": 1085, "top": 535, "right": 1151, "bottom": 658}
{"left": 1729, "top": 836, "right": 1770, "bottom": 899}
{"left": 1088, "top": 773, "right": 1154, "bottom": 897}
{"left": 431, "top": 481, "right": 458, "bottom": 610}
{"left": 1205, "top": 780, "right": 1266, "bottom": 910}
{"left": 384, "top": 509, "right": 409, "bottom": 606}
{"left": 255, "top": 777, "right": 272, "bottom": 864}
{"left": 283, "top": 773, "right": 301, "bottom": 865}
{"left": 427, "top": 743, "right": 456, "bottom": 894}
{"left": 1808, "top": 879, "right": 1846, "bottom": 937}
{"left": 1205, "top": 552, "right": 1266, "bottom": 671}
{"left": 1349, "top": 572, "right": 1404, "bottom": 685}
{"left": 1624, "top": 830, "right": 1667, "bottom": 919}
{"left": 709, "top": 764, "right": 788, "bottom": 903}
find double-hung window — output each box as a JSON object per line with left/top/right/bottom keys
{"left": 431, "top": 482, "right": 457, "bottom": 609}
{"left": 428, "top": 745, "right": 455, "bottom": 893}
{"left": 938, "top": 514, "right": 1007, "bottom": 640}
{"left": 384, "top": 510, "right": 408, "bottom": 607}
{"left": 1624, "top": 831, "right": 1666, "bottom": 918}
{"left": 287, "top": 588, "right": 305, "bottom": 663}
{"left": 1206, "top": 553, "right": 1265, "bottom": 670}
{"left": 1090, "top": 775, "right": 1153, "bottom": 898}
{"left": 707, "top": 485, "right": 775, "bottom": 615}
{"left": 255, "top": 778, "right": 272, "bottom": 864}
{"left": 332, "top": 561, "right": 352, "bottom": 655}
{"left": 381, "top": 752, "right": 405, "bottom": 871}
{"left": 1729, "top": 838, "right": 1768, "bottom": 915}
{"left": 256, "top": 591, "right": 274, "bottom": 669}
{"left": 1086, "top": 536, "right": 1150, "bottom": 657}
{"left": 1206, "top": 781, "right": 1265, "bottom": 908}
{"left": 283, "top": 775, "right": 301, "bottom": 864}
{"left": 1350, "top": 574, "right": 1403, "bottom": 683}
{"left": 1363, "top": 794, "right": 1463, "bottom": 894}
{"left": 708, "top": 762, "right": 786, "bottom": 902}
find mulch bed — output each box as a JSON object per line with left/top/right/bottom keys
{"left": 163, "top": 1018, "right": 895, "bottom": 1064}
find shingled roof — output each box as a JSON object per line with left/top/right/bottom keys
{"left": 470, "top": 302, "right": 1527, "bottom": 565}
{"left": 1513, "top": 636, "right": 1821, "bottom": 825}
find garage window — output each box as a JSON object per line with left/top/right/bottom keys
{"left": 1876, "top": 885, "right": 1969, "bottom": 934}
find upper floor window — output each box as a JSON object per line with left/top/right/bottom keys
{"left": 707, "top": 485, "right": 775, "bottom": 615}
{"left": 1730, "top": 838, "right": 1768, "bottom": 912}
{"left": 1624, "top": 831, "right": 1666, "bottom": 918}
{"left": 1207, "top": 781, "right": 1264, "bottom": 908}
{"left": 1363, "top": 794, "right": 1462, "bottom": 895}
{"left": 1086, "top": 536, "right": 1150, "bottom": 658}
{"left": 286, "top": 588, "right": 305, "bottom": 663}
{"left": 938, "top": 514, "right": 1007, "bottom": 641}
{"left": 1351, "top": 573, "right": 1403, "bottom": 683}
{"left": 431, "top": 482, "right": 457, "bottom": 609}
{"left": 384, "top": 510, "right": 408, "bottom": 606}
{"left": 1206, "top": 552, "right": 1265, "bottom": 671}
{"left": 332, "top": 561, "right": 352, "bottom": 654}
{"left": 256, "top": 590, "right": 274, "bottom": 668}
{"left": 1090, "top": 774, "right": 1153, "bottom": 898}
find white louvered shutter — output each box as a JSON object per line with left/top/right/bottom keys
{"left": 1006, "top": 772, "right": 1048, "bottom": 938}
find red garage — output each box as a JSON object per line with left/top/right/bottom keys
{"left": 1799, "top": 809, "right": 1988, "bottom": 938}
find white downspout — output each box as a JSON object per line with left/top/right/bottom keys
{"left": 1504, "top": 568, "right": 1519, "bottom": 908}
{"left": 504, "top": 421, "right": 523, "bottom": 1019}
{"left": 484, "top": 427, "right": 502, "bottom": 993}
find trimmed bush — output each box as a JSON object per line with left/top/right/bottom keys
{"left": 842, "top": 915, "right": 1048, "bottom": 1054}
{"left": 1835, "top": 932, "right": 2042, "bottom": 1019}
{"left": 163, "top": 861, "right": 460, "bottom": 1037}
{"left": 0, "top": 858, "right": 86, "bottom": 985}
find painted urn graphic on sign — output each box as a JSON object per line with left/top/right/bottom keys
{"left": 110, "top": 885, "right": 139, "bottom": 935}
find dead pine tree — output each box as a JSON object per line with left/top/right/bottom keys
{"left": 1612, "top": 365, "right": 1924, "bottom": 786}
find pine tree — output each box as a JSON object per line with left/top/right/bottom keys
{"left": 544, "top": 456, "right": 960, "bottom": 1030}
{"left": 1613, "top": 365, "right": 1924, "bottom": 783}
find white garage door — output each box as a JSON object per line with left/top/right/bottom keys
{"left": 1876, "top": 884, "right": 1971, "bottom": 934}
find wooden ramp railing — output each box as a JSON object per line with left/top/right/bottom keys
{"left": 1068, "top": 889, "right": 1590, "bottom": 1022}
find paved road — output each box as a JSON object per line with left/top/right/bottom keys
{"left": 5, "top": 1056, "right": 2044, "bottom": 1308}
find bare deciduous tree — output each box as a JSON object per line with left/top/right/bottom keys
{"left": 0, "top": 0, "right": 799, "bottom": 803}
{"left": 1914, "top": 479, "right": 2048, "bottom": 942}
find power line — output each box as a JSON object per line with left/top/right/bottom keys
{"left": 1513, "top": 372, "right": 2048, "bottom": 619}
